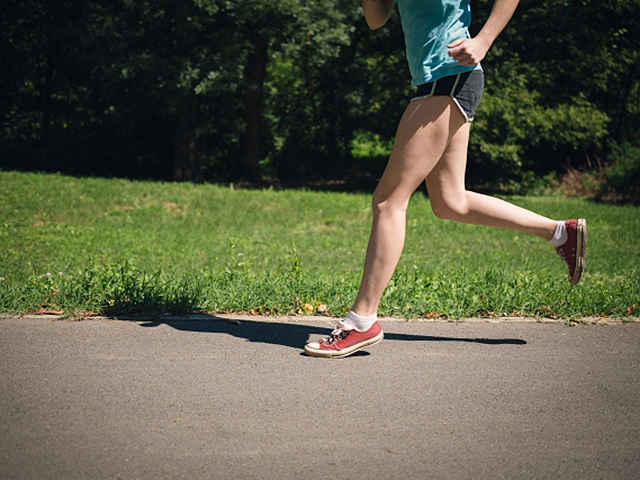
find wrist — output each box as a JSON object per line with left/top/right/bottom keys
{"left": 475, "top": 32, "right": 494, "bottom": 52}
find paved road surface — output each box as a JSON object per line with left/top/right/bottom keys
{"left": 2, "top": 315, "right": 639, "bottom": 479}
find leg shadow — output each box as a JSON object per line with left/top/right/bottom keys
{"left": 135, "top": 314, "right": 526, "bottom": 350}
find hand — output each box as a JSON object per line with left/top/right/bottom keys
{"left": 447, "top": 37, "right": 490, "bottom": 66}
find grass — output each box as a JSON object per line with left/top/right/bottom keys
{"left": 1, "top": 170, "right": 638, "bottom": 319}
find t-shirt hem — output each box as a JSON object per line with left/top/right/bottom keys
{"left": 411, "top": 63, "right": 482, "bottom": 86}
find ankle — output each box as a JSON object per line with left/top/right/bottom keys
{"left": 351, "top": 301, "right": 377, "bottom": 318}
{"left": 343, "top": 310, "right": 377, "bottom": 332}
{"left": 550, "top": 221, "right": 568, "bottom": 247}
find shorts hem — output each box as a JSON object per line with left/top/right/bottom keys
{"left": 410, "top": 70, "right": 483, "bottom": 122}
{"left": 452, "top": 97, "right": 471, "bottom": 122}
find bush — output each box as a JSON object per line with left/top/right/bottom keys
{"left": 498, "top": 170, "right": 559, "bottom": 196}
{"left": 350, "top": 130, "right": 393, "bottom": 160}
{"left": 598, "top": 142, "right": 640, "bottom": 203}
{"left": 469, "top": 65, "right": 610, "bottom": 189}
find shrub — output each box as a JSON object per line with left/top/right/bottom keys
{"left": 469, "top": 66, "right": 610, "bottom": 189}
{"left": 598, "top": 142, "right": 640, "bottom": 203}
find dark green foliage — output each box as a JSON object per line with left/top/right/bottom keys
{"left": 468, "top": 65, "right": 610, "bottom": 187}
{"left": 1, "top": 1, "right": 639, "bottom": 196}
{"left": 599, "top": 141, "right": 640, "bottom": 203}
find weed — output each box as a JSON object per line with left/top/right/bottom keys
{"left": 1, "top": 171, "right": 639, "bottom": 318}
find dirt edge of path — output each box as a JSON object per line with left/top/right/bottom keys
{"left": 2, "top": 313, "right": 639, "bottom": 326}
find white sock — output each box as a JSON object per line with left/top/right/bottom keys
{"left": 342, "top": 310, "right": 377, "bottom": 332}
{"left": 550, "top": 221, "right": 568, "bottom": 247}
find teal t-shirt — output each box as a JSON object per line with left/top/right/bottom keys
{"left": 395, "top": 0, "right": 480, "bottom": 85}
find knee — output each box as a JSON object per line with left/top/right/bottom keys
{"left": 371, "top": 195, "right": 408, "bottom": 218}
{"left": 430, "top": 192, "right": 469, "bottom": 220}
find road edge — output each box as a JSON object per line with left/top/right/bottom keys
{"left": 2, "top": 313, "right": 639, "bottom": 326}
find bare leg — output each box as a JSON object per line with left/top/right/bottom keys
{"left": 351, "top": 98, "right": 561, "bottom": 317}
{"left": 352, "top": 97, "right": 463, "bottom": 316}
{"left": 426, "top": 121, "right": 557, "bottom": 240}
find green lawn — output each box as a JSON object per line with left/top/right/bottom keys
{"left": 1, "top": 170, "right": 638, "bottom": 319}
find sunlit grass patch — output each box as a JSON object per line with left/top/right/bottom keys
{"left": 1, "top": 170, "right": 638, "bottom": 318}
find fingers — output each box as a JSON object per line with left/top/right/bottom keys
{"left": 447, "top": 38, "right": 484, "bottom": 66}
{"left": 447, "top": 38, "right": 469, "bottom": 60}
{"left": 451, "top": 53, "right": 475, "bottom": 66}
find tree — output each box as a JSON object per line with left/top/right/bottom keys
{"left": 192, "top": 0, "right": 355, "bottom": 179}
{"left": 3, "top": 0, "right": 638, "bottom": 195}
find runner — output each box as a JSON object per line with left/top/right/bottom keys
{"left": 304, "top": 0, "right": 586, "bottom": 358}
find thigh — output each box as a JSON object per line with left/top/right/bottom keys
{"left": 374, "top": 96, "right": 465, "bottom": 207}
{"left": 425, "top": 119, "right": 470, "bottom": 205}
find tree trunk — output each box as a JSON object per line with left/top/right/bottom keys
{"left": 241, "top": 32, "right": 268, "bottom": 180}
{"left": 172, "top": 0, "right": 200, "bottom": 181}
{"left": 173, "top": 92, "right": 199, "bottom": 181}
{"left": 40, "top": 3, "right": 54, "bottom": 167}
{"left": 40, "top": 54, "right": 53, "bottom": 168}
{"left": 613, "top": 57, "right": 639, "bottom": 143}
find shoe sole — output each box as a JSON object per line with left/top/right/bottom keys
{"left": 304, "top": 331, "right": 384, "bottom": 359}
{"left": 571, "top": 218, "right": 587, "bottom": 285}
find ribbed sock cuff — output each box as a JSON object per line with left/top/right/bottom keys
{"left": 342, "top": 310, "right": 377, "bottom": 332}
{"left": 551, "top": 221, "right": 568, "bottom": 248}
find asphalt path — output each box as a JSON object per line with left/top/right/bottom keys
{"left": 2, "top": 314, "right": 639, "bottom": 480}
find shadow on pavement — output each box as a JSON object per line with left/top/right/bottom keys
{"left": 135, "top": 315, "right": 527, "bottom": 350}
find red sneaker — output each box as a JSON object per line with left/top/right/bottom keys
{"left": 304, "top": 321, "right": 383, "bottom": 358}
{"left": 555, "top": 219, "right": 587, "bottom": 285}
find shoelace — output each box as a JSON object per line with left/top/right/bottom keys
{"left": 323, "top": 325, "right": 350, "bottom": 345}
{"left": 557, "top": 244, "right": 575, "bottom": 260}
{"left": 557, "top": 247, "right": 568, "bottom": 260}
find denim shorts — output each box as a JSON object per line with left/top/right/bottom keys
{"left": 410, "top": 70, "right": 484, "bottom": 122}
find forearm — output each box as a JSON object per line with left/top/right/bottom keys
{"left": 361, "top": 0, "right": 395, "bottom": 30}
{"left": 475, "top": 0, "right": 519, "bottom": 49}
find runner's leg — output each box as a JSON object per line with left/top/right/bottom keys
{"left": 426, "top": 117, "right": 557, "bottom": 240}
{"left": 351, "top": 97, "right": 465, "bottom": 316}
